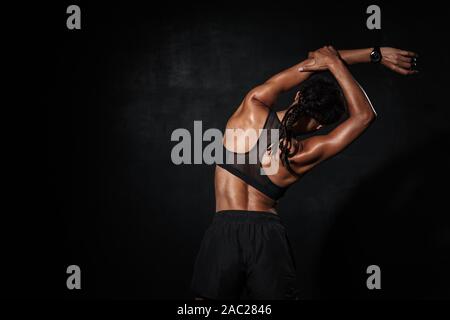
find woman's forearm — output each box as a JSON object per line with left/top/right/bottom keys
{"left": 338, "top": 48, "right": 372, "bottom": 65}
{"left": 264, "top": 59, "right": 314, "bottom": 92}
{"left": 266, "top": 47, "right": 374, "bottom": 92}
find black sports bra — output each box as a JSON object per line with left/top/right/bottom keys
{"left": 217, "top": 109, "right": 287, "bottom": 200}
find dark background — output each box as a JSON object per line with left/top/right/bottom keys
{"left": 29, "top": 1, "right": 450, "bottom": 299}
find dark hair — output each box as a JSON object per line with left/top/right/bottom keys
{"left": 279, "top": 71, "right": 346, "bottom": 173}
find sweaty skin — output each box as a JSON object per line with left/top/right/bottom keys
{"left": 215, "top": 46, "right": 417, "bottom": 214}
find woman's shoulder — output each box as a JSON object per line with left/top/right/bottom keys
{"left": 225, "top": 102, "right": 270, "bottom": 131}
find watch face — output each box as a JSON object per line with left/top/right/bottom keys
{"left": 371, "top": 51, "right": 381, "bottom": 63}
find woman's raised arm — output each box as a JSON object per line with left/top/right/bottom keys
{"left": 244, "top": 59, "right": 315, "bottom": 109}
{"left": 338, "top": 47, "right": 418, "bottom": 75}
{"left": 292, "top": 46, "right": 377, "bottom": 175}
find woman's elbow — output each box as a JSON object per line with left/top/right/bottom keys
{"left": 355, "top": 111, "right": 377, "bottom": 127}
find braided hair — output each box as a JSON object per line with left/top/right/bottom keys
{"left": 279, "top": 71, "right": 346, "bottom": 173}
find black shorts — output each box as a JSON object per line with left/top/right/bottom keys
{"left": 191, "top": 210, "right": 299, "bottom": 300}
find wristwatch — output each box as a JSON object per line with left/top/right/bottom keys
{"left": 370, "top": 46, "right": 382, "bottom": 63}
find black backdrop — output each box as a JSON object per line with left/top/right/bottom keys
{"left": 38, "top": 1, "right": 450, "bottom": 299}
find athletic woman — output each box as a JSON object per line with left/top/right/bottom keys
{"left": 191, "top": 46, "right": 418, "bottom": 300}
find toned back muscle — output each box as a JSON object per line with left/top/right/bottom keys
{"left": 215, "top": 103, "right": 300, "bottom": 213}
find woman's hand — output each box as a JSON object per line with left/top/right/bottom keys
{"left": 299, "top": 46, "right": 342, "bottom": 72}
{"left": 380, "top": 47, "right": 418, "bottom": 75}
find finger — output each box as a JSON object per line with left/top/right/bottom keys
{"left": 399, "top": 67, "right": 418, "bottom": 75}
{"left": 411, "top": 57, "right": 418, "bottom": 69}
{"left": 299, "top": 60, "right": 326, "bottom": 72}
{"left": 397, "top": 56, "right": 412, "bottom": 63}
{"left": 298, "top": 59, "right": 316, "bottom": 72}
{"left": 399, "top": 66, "right": 416, "bottom": 74}
{"left": 303, "top": 58, "right": 315, "bottom": 66}
{"left": 392, "top": 65, "right": 409, "bottom": 75}
{"left": 400, "top": 50, "right": 418, "bottom": 57}
{"left": 396, "top": 60, "right": 412, "bottom": 69}
{"left": 391, "top": 63, "right": 418, "bottom": 75}
{"left": 299, "top": 65, "right": 318, "bottom": 72}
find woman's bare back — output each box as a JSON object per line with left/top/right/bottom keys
{"left": 214, "top": 105, "right": 299, "bottom": 213}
